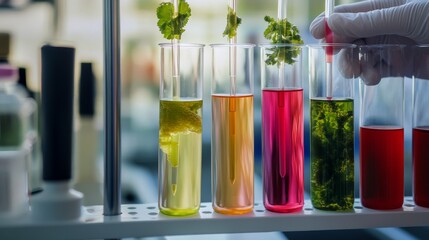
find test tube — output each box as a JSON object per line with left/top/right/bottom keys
{"left": 412, "top": 45, "right": 429, "bottom": 208}
{"left": 158, "top": 43, "right": 204, "bottom": 216}
{"left": 260, "top": 44, "right": 304, "bottom": 213}
{"left": 359, "top": 45, "right": 405, "bottom": 210}
{"left": 211, "top": 43, "right": 254, "bottom": 215}
{"left": 309, "top": 43, "right": 356, "bottom": 211}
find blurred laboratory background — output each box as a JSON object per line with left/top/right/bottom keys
{"left": 0, "top": 0, "right": 421, "bottom": 239}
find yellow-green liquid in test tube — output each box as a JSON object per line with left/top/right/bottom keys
{"left": 159, "top": 100, "right": 202, "bottom": 216}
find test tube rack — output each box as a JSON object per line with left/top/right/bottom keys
{"left": 1, "top": 197, "right": 429, "bottom": 239}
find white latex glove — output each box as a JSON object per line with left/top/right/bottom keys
{"left": 309, "top": 0, "right": 429, "bottom": 85}
{"left": 310, "top": 0, "right": 429, "bottom": 45}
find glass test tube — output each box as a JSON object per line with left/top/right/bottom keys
{"left": 309, "top": 44, "right": 356, "bottom": 211}
{"left": 211, "top": 44, "right": 254, "bottom": 215}
{"left": 412, "top": 45, "right": 429, "bottom": 208}
{"left": 260, "top": 44, "right": 304, "bottom": 213}
{"left": 359, "top": 45, "right": 405, "bottom": 210}
{"left": 158, "top": 43, "right": 204, "bottom": 216}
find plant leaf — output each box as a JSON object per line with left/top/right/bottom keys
{"left": 263, "top": 16, "right": 304, "bottom": 66}
{"left": 156, "top": 0, "right": 191, "bottom": 40}
{"left": 223, "top": 6, "right": 241, "bottom": 39}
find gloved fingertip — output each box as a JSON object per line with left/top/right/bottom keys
{"left": 364, "top": 77, "right": 382, "bottom": 86}
{"left": 338, "top": 50, "right": 360, "bottom": 78}
{"left": 361, "top": 68, "right": 382, "bottom": 86}
{"left": 309, "top": 17, "right": 326, "bottom": 39}
{"left": 327, "top": 13, "right": 340, "bottom": 30}
{"left": 327, "top": 13, "right": 355, "bottom": 32}
{"left": 340, "top": 60, "right": 360, "bottom": 79}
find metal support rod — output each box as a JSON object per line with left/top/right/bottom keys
{"left": 103, "top": 0, "right": 121, "bottom": 216}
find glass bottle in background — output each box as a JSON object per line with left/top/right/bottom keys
{"left": 158, "top": 43, "right": 204, "bottom": 216}
{"left": 412, "top": 45, "right": 429, "bottom": 208}
{"left": 0, "top": 64, "right": 35, "bottom": 220}
{"left": 17, "top": 67, "right": 42, "bottom": 194}
{"left": 0, "top": 32, "right": 10, "bottom": 63}
{"left": 359, "top": 45, "right": 405, "bottom": 210}
{"left": 0, "top": 66, "right": 24, "bottom": 148}
{"left": 74, "top": 62, "right": 102, "bottom": 206}
{"left": 260, "top": 44, "right": 304, "bottom": 213}
{"left": 211, "top": 44, "right": 254, "bottom": 215}
{"left": 308, "top": 44, "right": 356, "bottom": 211}
{"left": 0, "top": 64, "right": 36, "bottom": 151}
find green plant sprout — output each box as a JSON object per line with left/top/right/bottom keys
{"left": 157, "top": 0, "right": 191, "bottom": 40}
{"left": 263, "top": 16, "right": 303, "bottom": 66}
{"left": 223, "top": 6, "right": 242, "bottom": 39}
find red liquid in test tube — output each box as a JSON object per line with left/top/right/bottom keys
{"left": 325, "top": 19, "right": 333, "bottom": 63}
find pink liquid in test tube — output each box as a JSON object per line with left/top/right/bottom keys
{"left": 325, "top": 20, "right": 333, "bottom": 62}
{"left": 262, "top": 89, "right": 304, "bottom": 212}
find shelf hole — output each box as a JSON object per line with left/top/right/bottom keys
{"left": 147, "top": 206, "right": 156, "bottom": 210}
{"left": 354, "top": 206, "right": 363, "bottom": 209}
{"left": 129, "top": 212, "right": 138, "bottom": 215}
{"left": 304, "top": 208, "right": 313, "bottom": 211}
{"left": 132, "top": 217, "right": 139, "bottom": 220}
{"left": 404, "top": 204, "right": 415, "bottom": 207}
{"left": 200, "top": 205, "right": 206, "bottom": 208}
{"left": 202, "top": 211, "right": 212, "bottom": 214}
{"left": 254, "top": 203, "right": 259, "bottom": 206}
{"left": 128, "top": 207, "right": 137, "bottom": 210}
{"left": 148, "top": 212, "right": 158, "bottom": 216}
{"left": 255, "top": 209, "right": 265, "bottom": 213}
{"left": 87, "top": 208, "right": 95, "bottom": 213}
{"left": 406, "top": 199, "right": 413, "bottom": 202}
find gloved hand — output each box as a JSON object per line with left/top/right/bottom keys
{"left": 309, "top": 0, "right": 429, "bottom": 85}
{"left": 310, "top": 0, "right": 429, "bottom": 45}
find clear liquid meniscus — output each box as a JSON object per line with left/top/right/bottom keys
{"left": 413, "top": 127, "right": 429, "bottom": 207}
{"left": 310, "top": 98, "right": 354, "bottom": 211}
{"left": 360, "top": 126, "right": 404, "bottom": 210}
{"left": 212, "top": 94, "right": 254, "bottom": 215}
{"left": 262, "top": 89, "right": 304, "bottom": 213}
{"left": 158, "top": 99, "right": 202, "bottom": 216}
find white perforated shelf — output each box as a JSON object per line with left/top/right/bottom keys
{"left": 1, "top": 197, "right": 429, "bottom": 240}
